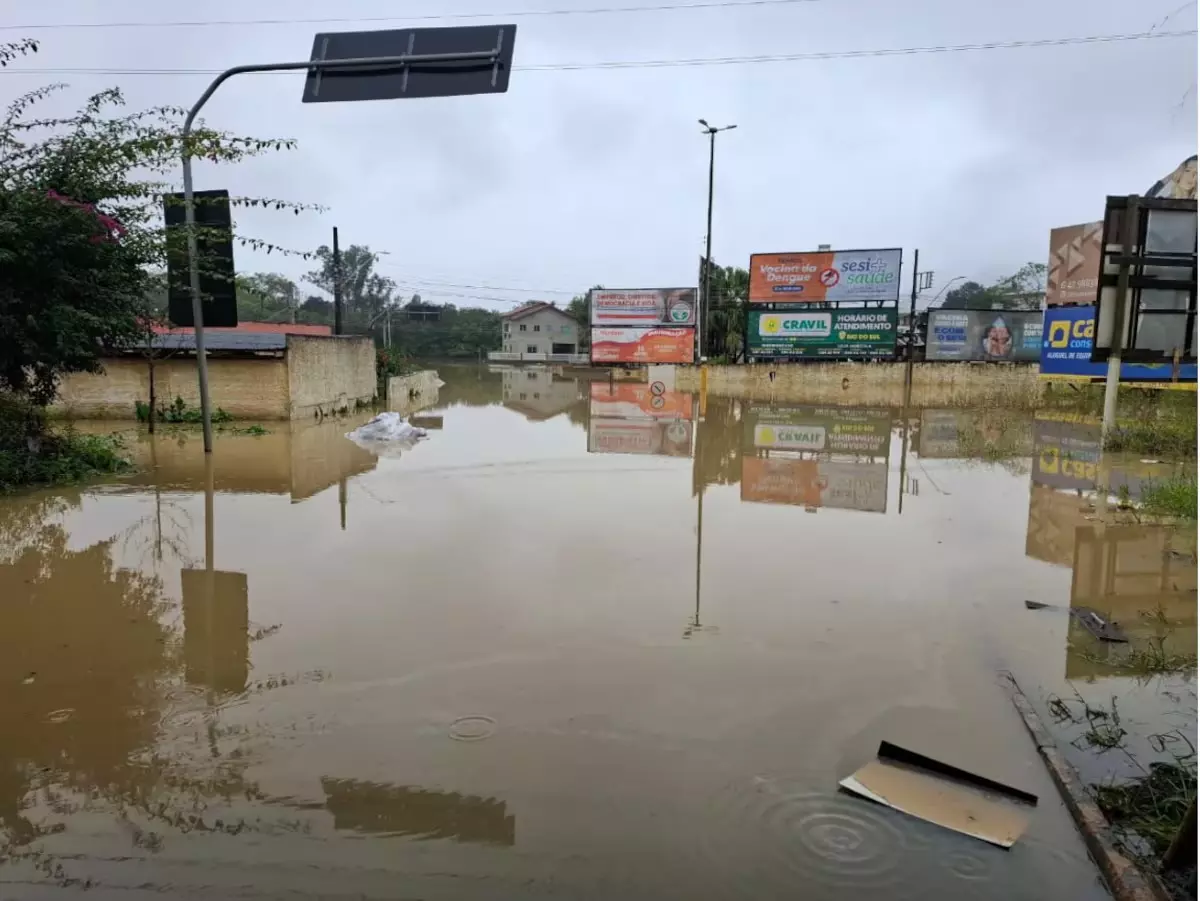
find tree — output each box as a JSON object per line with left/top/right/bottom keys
{"left": 938, "top": 263, "right": 1047, "bottom": 312}
{"left": 939, "top": 281, "right": 997, "bottom": 310}
{"left": 303, "top": 244, "right": 396, "bottom": 329}
{"left": 699, "top": 258, "right": 749, "bottom": 361}
{"left": 238, "top": 272, "right": 299, "bottom": 322}
{"left": 992, "top": 261, "right": 1046, "bottom": 311}
{"left": 566, "top": 285, "right": 602, "bottom": 348}
{"left": 0, "top": 38, "right": 314, "bottom": 406}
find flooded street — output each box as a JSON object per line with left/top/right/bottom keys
{"left": 1, "top": 364, "right": 1193, "bottom": 900}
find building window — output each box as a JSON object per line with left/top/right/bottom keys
{"left": 520, "top": 393, "right": 527, "bottom": 400}
{"left": 534, "top": 392, "right": 540, "bottom": 399}
{"left": 527, "top": 345, "right": 538, "bottom": 354}
{"left": 519, "top": 323, "right": 527, "bottom": 331}
{"left": 527, "top": 371, "right": 538, "bottom": 380}
{"left": 504, "top": 323, "right": 510, "bottom": 333}
{"left": 533, "top": 325, "right": 541, "bottom": 332}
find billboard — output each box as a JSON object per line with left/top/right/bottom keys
{"left": 590, "top": 327, "right": 695, "bottom": 364}
{"left": 749, "top": 248, "right": 902, "bottom": 304}
{"left": 589, "top": 382, "right": 693, "bottom": 420}
{"left": 744, "top": 406, "right": 892, "bottom": 456}
{"left": 1046, "top": 221, "right": 1102, "bottom": 307}
{"left": 1041, "top": 306, "right": 1197, "bottom": 381}
{"left": 164, "top": 189, "right": 237, "bottom": 328}
{"left": 740, "top": 457, "right": 887, "bottom": 513}
{"left": 925, "top": 310, "right": 1042, "bottom": 362}
{"left": 589, "top": 288, "right": 697, "bottom": 327}
{"left": 588, "top": 418, "right": 693, "bottom": 457}
{"left": 747, "top": 309, "right": 896, "bottom": 359}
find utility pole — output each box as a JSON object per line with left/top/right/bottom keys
{"left": 332, "top": 226, "right": 343, "bottom": 336}
{"left": 699, "top": 119, "right": 736, "bottom": 360}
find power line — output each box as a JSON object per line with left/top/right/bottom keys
{"left": 1, "top": 31, "right": 1190, "bottom": 78}
{"left": 371, "top": 263, "right": 579, "bottom": 296}
{"left": 1, "top": 0, "right": 820, "bottom": 32}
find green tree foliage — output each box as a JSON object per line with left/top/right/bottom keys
{"left": 387, "top": 304, "right": 502, "bottom": 358}
{"left": 303, "top": 243, "right": 397, "bottom": 328}
{"left": 700, "top": 257, "right": 750, "bottom": 360}
{"left": 0, "top": 39, "right": 312, "bottom": 405}
{"left": 565, "top": 285, "right": 603, "bottom": 347}
{"left": 938, "top": 263, "right": 1047, "bottom": 311}
{"left": 237, "top": 272, "right": 300, "bottom": 322}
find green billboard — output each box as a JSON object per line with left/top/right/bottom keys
{"left": 743, "top": 405, "right": 893, "bottom": 457}
{"left": 747, "top": 308, "right": 897, "bottom": 359}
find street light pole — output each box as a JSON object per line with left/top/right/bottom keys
{"left": 699, "top": 119, "right": 735, "bottom": 360}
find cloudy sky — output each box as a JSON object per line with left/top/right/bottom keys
{"left": 2, "top": 0, "right": 1196, "bottom": 309}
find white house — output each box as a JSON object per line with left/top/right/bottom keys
{"left": 501, "top": 302, "right": 581, "bottom": 356}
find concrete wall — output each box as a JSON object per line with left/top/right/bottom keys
{"left": 286, "top": 335, "right": 376, "bottom": 419}
{"left": 675, "top": 362, "right": 1043, "bottom": 408}
{"left": 54, "top": 355, "right": 290, "bottom": 419}
{"left": 502, "top": 308, "right": 580, "bottom": 355}
{"left": 387, "top": 370, "right": 442, "bottom": 414}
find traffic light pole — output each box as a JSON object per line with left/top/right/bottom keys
{"left": 179, "top": 48, "right": 500, "bottom": 452}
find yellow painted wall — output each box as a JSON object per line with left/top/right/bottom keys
{"left": 675, "top": 362, "right": 1043, "bottom": 408}
{"left": 286, "top": 335, "right": 376, "bottom": 419}
{"left": 54, "top": 356, "right": 290, "bottom": 419}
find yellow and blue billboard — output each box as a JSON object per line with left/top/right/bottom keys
{"left": 1041, "top": 306, "right": 1196, "bottom": 381}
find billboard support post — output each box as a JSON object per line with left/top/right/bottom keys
{"left": 179, "top": 31, "right": 513, "bottom": 453}
{"left": 1101, "top": 195, "right": 1140, "bottom": 439}
{"left": 905, "top": 248, "right": 919, "bottom": 391}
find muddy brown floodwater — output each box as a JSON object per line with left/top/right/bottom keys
{"left": 1, "top": 364, "right": 1193, "bottom": 900}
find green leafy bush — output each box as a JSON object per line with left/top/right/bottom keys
{"left": 0, "top": 392, "right": 128, "bottom": 491}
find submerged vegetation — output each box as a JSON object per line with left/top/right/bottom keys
{"left": 0, "top": 394, "right": 128, "bottom": 492}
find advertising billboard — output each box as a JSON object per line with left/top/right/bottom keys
{"left": 1041, "top": 306, "right": 1197, "bottom": 381}
{"left": 589, "top": 288, "right": 697, "bottom": 327}
{"left": 1046, "top": 221, "right": 1102, "bottom": 307}
{"left": 740, "top": 457, "right": 887, "bottom": 513}
{"left": 589, "top": 382, "right": 693, "bottom": 420}
{"left": 749, "top": 248, "right": 902, "bottom": 304}
{"left": 744, "top": 406, "right": 892, "bottom": 456}
{"left": 590, "top": 327, "right": 695, "bottom": 364}
{"left": 925, "top": 310, "right": 1042, "bottom": 362}
{"left": 747, "top": 309, "right": 896, "bottom": 359}
{"left": 588, "top": 418, "right": 693, "bottom": 457}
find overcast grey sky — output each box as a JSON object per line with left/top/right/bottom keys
{"left": 2, "top": 0, "right": 1196, "bottom": 309}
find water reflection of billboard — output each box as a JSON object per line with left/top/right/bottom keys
{"left": 925, "top": 310, "right": 1042, "bottom": 362}
{"left": 588, "top": 418, "right": 693, "bottom": 456}
{"left": 1065, "top": 524, "right": 1198, "bottom": 679}
{"left": 1031, "top": 417, "right": 1102, "bottom": 492}
{"left": 589, "top": 382, "right": 693, "bottom": 420}
{"left": 744, "top": 406, "right": 891, "bottom": 456}
{"left": 740, "top": 457, "right": 887, "bottom": 512}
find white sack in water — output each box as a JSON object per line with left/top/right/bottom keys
{"left": 346, "top": 412, "right": 427, "bottom": 448}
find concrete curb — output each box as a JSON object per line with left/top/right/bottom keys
{"left": 1004, "top": 673, "right": 1172, "bottom": 901}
